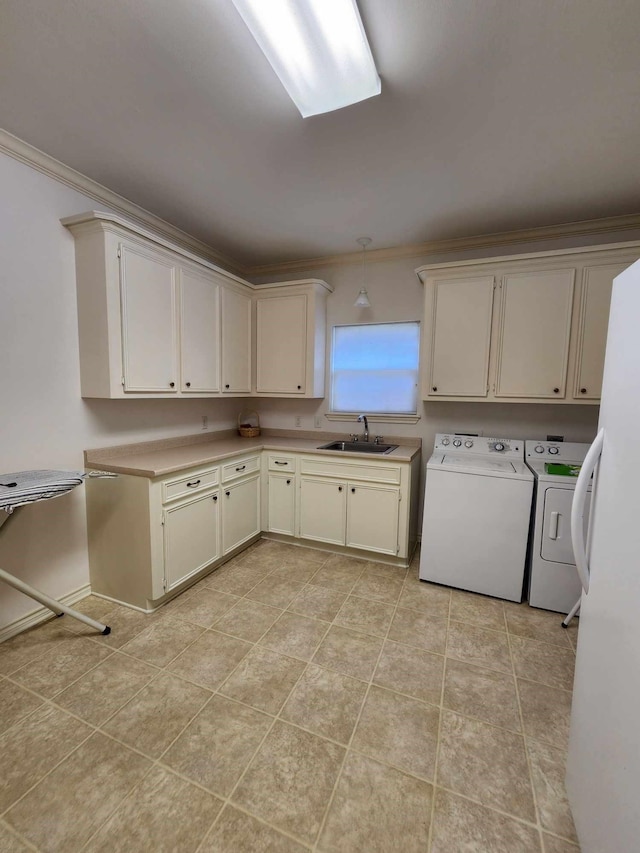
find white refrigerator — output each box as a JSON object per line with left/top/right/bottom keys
{"left": 566, "top": 258, "right": 640, "bottom": 851}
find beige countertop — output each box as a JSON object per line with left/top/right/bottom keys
{"left": 85, "top": 429, "right": 421, "bottom": 478}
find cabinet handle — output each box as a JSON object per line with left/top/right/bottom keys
{"left": 580, "top": 388, "right": 587, "bottom": 394}
{"left": 553, "top": 388, "right": 560, "bottom": 394}
{"left": 297, "top": 385, "right": 302, "bottom": 390}
{"left": 235, "top": 465, "right": 246, "bottom": 472}
{"left": 338, "top": 486, "right": 343, "bottom": 492}
{"left": 351, "top": 487, "right": 356, "bottom": 493}
{"left": 185, "top": 381, "right": 191, "bottom": 388}
{"left": 225, "top": 491, "right": 230, "bottom": 497}
{"left": 212, "top": 495, "right": 218, "bottom": 502}
{"left": 186, "top": 480, "right": 201, "bottom": 487}
{"left": 432, "top": 386, "right": 437, "bottom": 392}
{"left": 225, "top": 384, "right": 230, "bottom": 389}
{"left": 169, "top": 381, "right": 175, "bottom": 388}
{"left": 274, "top": 461, "right": 288, "bottom": 466}
{"left": 286, "top": 479, "right": 291, "bottom": 485}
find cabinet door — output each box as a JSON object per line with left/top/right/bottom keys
{"left": 495, "top": 269, "right": 575, "bottom": 398}
{"left": 180, "top": 269, "right": 220, "bottom": 393}
{"left": 425, "top": 276, "right": 494, "bottom": 397}
{"left": 120, "top": 243, "right": 178, "bottom": 393}
{"left": 222, "top": 475, "right": 260, "bottom": 554}
{"left": 573, "top": 264, "right": 625, "bottom": 400}
{"left": 299, "top": 478, "right": 346, "bottom": 545}
{"left": 256, "top": 295, "right": 307, "bottom": 393}
{"left": 163, "top": 491, "right": 220, "bottom": 592}
{"left": 346, "top": 483, "right": 400, "bottom": 555}
{"left": 267, "top": 473, "right": 296, "bottom": 536}
{"left": 220, "top": 286, "right": 252, "bottom": 393}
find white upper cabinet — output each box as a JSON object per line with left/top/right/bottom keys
{"left": 424, "top": 276, "right": 494, "bottom": 397}
{"left": 573, "top": 263, "right": 627, "bottom": 400}
{"left": 417, "top": 243, "right": 640, "bottom": 404}
{"left": 179, "top": 269, "right": 220, "bottom": 393}
{"left": 494, "top": 269, "right": 574, "bottom": 399}
{"left": 254, "top": 280, "right": 333, "bottom": 398}
{"left": 221, "top": 286, "right": 252, "bottom": 394}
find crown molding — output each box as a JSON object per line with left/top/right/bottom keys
{"left": 246, "top": 213, "right": 640, "bottom": 277}
{"left": 0, "top": 128, "right": 244, "bottom": 277}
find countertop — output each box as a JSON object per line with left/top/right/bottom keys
{"left": 85, "top": 430, "right": 421, "bottom": 478}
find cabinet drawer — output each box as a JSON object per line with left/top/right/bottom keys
{"left": 301, "top": 457, "right": 402, "bottom": 485}
{"left": 222, "top": 455, "right": 261, "bottom": 483}
{"left": 162, "top": 468, "right": 219, "bottom": 502}
{"left": 267, "top": 454, "right": 297, "bottom": 473}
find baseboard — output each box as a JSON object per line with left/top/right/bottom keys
{"left": 0, "top": 583, "right": 92, "bottom": 644}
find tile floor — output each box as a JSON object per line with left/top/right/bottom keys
{"left": 0, "top": 540, "right": 581, "bottom": 852}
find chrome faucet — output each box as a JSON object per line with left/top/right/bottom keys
{"left": 357, "top": 414, "right": 369, "bottom": 442}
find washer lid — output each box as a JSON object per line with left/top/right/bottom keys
{"left": 439, "top": 454, "right": 517, "bottom": 474}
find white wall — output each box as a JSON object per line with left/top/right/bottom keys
{"left": 0, "top": 153, "right": 239, "bottom": 632}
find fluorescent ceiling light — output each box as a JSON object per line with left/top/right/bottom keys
{"left": 231, "top": 0, "right": 381, "bottom": 117}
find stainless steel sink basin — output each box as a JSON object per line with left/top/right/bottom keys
{"left": 318, "top": 441, "right": 398, "bottom": 454}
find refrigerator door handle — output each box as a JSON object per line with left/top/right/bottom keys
{"left": 571, "top": 428, "right": 604, "bottom": 593}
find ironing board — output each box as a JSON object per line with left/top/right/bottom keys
{"left": 0, "top": 469, "right": 116, "bottom": 635}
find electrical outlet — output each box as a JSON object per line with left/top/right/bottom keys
{"left": 201, "top": 415, "right": 208, "bottom": 430}
{"left": 314, "top": 415, "right": 322, "bottom": 428}
{"left": 295, "top": 416, "right": 302, "bottom": 428}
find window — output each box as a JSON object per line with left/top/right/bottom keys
{"left": 330, "top": 322, "right": 420, "bottom": 414}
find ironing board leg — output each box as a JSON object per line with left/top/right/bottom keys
{"left": 562, "top": 597, "right": 581, "bottom": 628}
{"left": 0, "top": 568, "right": 111, "bottom": 635}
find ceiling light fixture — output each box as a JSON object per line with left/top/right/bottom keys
{"left": 231, "top": 0, "right": 381, "bottom": 118}
{"left": 354, "top": 237, "right": 372, "bottom": 308}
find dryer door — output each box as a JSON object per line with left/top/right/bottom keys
{"left": 541, "top": 487, "right": 591, "bottom": 564}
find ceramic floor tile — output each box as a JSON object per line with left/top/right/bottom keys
{"left": 0, "top": 619, "right": 79, "bottom": 675}
{"left": 397, "top": 577, "right": 451, "bottom": 615}
{"left": 80, "top": 606, "right": 160, "bottom": 649}
{"left": 4, "top": 732, "right": 151, "bottom": 853}
{"left": 518, "top": 678, "right": 573, "bottom": 750}
{"left": 268, "top": 560, "right": 322, "bottom": 584}
{"left": 437, "top": 710, "right": 536, "bottom": 821}
{"left": 10, "top": 634, "right": 113, "bottom": 698}
{"left": 373, "top": 640, "right": 444, "bottom": 705}
{"left": 333, "top": 595, "right": 395, "bottom": 638}
{"left": 505, "top": 605, "right": 574, "bottom": 648}
{"left": 162, "top": 694, "right": 273, "bottom": 796}
{"left": 527, "top": 737, "right": 578, "bottom": 842}
{"left": 171, "top": 588, "right": 240, "bottom": 627}
{"left": 200, "top": 805, "right": 308, "bottom": 853}
{"left": 54, "top": 652, "right": 157, "bottom": 725}
{"left": 287, "top": 584, "right": 347, "bottom": 622}
{"left": 0, "top": 677, "right": 43, "bottom": 735}
{"left": 350, "top": 573, "right": 403, "bottom": 605}
{"left": 166, "top": 630, "right": 252, "bottom": 690}
{"left": 312, "top": 625, "right": 383, "bottom": 681}
{"left": 205, "top": 564, "right": 268, "bottom": 596}
{"left": 352, "top": 685, "right": 439, "bottom": 780}
{"left": 0, "top": 704, "right": 93, "bottom": 812}
{"left": 308, "top": 556, "right": 366, "bottom": 592}
{"left": 232, "top": 720, "right": 344, "bottom": 844}
{"left": 212, "top": 598, "right": 283, "bottom": 642}
{"left": 387, "top": 606, "right": 448, "bottom": 654}
{"left": 220, "top": 646, "right": 306, "bottom": 715}
{"left": 430, "top": 788, "right": 542, "bottom": 853}
{"left": 83, "top": 764, "right": 222, "bottom": 853}
{"left": 102, "top": 672, "right": 211, "bottom": 758}
{"left": 510, "top": 634, "right": 576, "bottom": 690}
{"left": 244, "top": 577, "right": 306, "bottom": 609}
{"left": 0, "top": 822, "right": 32, "bottom": 853}
{"left": 449, "top": 589, "right": 507, "bottom": 631}
{"left": 238, "top": 548, "right": 297, "bottom": 574}
{"left": 542, "top": 833, "right": 580, "bottom": 853}
{"left": 280, "top": 663, "right": 367, "bottom": 744}
{"left": 318, "top": 751, "right": 432, "bottom": 853}
{"left": 258, "top": 611, "right": 329, "bottom": 661}
{"left": 446, "top": 620, "right": 512, "bottom": 673}
{"left": 443, "top": 658, "right": 521, "bottom": 732}
{"left": 120, "top": 615, "right": 204, "bottom": 667}
{"left": 362, "top": 561, "right": 408, "bottom": 581}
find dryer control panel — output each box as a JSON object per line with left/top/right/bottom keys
{"left": 524, "top": 440, "right": 591, "bottom": 463}
{"left": 434, "top": 434, "right": 523, "bottom": 457}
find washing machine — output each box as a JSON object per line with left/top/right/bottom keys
{"left": 419, "top": 435, "right": 534, "bottom": 601}
{"left": 525, "top": 440, "right": 592, "bottom": 613}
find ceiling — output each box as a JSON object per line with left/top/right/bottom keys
{"left": 2, "top": 0, "right": 640, "bottom": 269}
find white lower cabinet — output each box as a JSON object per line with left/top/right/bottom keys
{"left": 267, "top": 473, "right": 297, "bottom": 536}
{"left": 299, "top": 478, "right": 347, "bottom": 545}
{"left": 345, "top": 483, "right": 400, "bottom": 556}
{"left": 163, "top": 490, "right": 220, "bottom": 592}
{"left": 222, "top": 475, "right": 260, "bottom": 554}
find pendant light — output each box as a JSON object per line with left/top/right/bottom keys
{"left": 354, "top": 237, "right": 372, "bottom": 308}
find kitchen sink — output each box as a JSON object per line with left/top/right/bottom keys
{"left": 318, "top": 441, "right": 399, "bottom": 454}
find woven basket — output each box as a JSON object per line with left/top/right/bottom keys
{"left": 237, "top": 411, "right": 261, "bottom": 438}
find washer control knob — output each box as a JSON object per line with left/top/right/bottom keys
{"left": 534, "top": 445, "right": 545, "bottom": 453}
{"left": 452, "top": 439, "right": 462, "bottom": 448}
{"left": 494, "top": 442, "right": 505, "bottom": 452}
{"left": 464, "top": 440, "right": 474, "bottom": 448}
{"left": 548, "top": 446, "right": 560, "bottom": 455}
{"left": 441, "top": 438, "right": 450, "bottom": 446}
